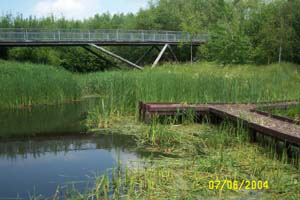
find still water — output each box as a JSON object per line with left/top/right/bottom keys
{"left": 0, "top": 99, "right": 142, "bottom": 199}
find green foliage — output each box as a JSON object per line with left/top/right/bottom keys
{"left": 2, "top": 59, "right": 300, "bottom": 110}
{"left": 258, "top": 105, "right": 300, "bottom": 121}
{"left": 200, "top": 27, "right": 253, "bottom": 65}
{"left": 84, "top": 62, "right": 300, "bottom": 116}
{"left": 0, "top": 59, "right": 82, "bottom": 109}
{"left": 70, "top": 120, "right": 300, "bottom": 199}
{"left": 59, "top": 47, "right": 114, "bottom": 73}
{"left": 143, "top": 120, "right": 182, "bottom": 147}
{"left": 1, "top": 0, "right": 300, "bottom": 65}
{"left": 1, "top": 59, "right": 300, "bottom": 199}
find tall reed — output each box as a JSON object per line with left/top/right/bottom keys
{"left": 0, "top": 60, "right": 82, "bottom": 109}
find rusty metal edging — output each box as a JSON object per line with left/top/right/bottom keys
{"left": 250, "top": 109, "right": 300, "bottom": 125}
{"left": 209, "top": 107, "right": 300, "bottom": 146}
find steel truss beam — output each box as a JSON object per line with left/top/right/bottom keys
{"left": 167, "top": 45, "right": 178, "bottom": 62}
{"left": 152, "top": 44, "right": 178, "bottom": 68}
{"left": 152, "top": 44, "right": 169, "bottom": 68}
{"left": 82, "top": 46, "right": 119, "bottom": 68}
{"left": 154, "top": 46, "right": 172, "bottom": 62}
{"left": 136, "top": 44, "right": 179, "bottom": 67}
{"left": 136, "top": 46, "right": 155, "bottom": 65}
{"left": 89, "top": 44, "right": 143, "bottom": 70}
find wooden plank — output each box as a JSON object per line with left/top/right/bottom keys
{"left": 89, "top": 44, "right": 143, "bottom": 70}
{"left": 152, "top": 44, "right": 169, "bottom": 68}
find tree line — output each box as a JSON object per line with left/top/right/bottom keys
{"left": 0, "top": 0, "right": 299, "bottom": 72}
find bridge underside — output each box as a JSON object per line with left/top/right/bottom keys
{"left": 0, "top": 29, "right": 207, "bottom": 70}
{"left": 0, "top": 41, "right": 202, "bottom": 70}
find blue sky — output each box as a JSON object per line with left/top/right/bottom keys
{"left": 0, "top": 0, "right": 149, "bottom": 19}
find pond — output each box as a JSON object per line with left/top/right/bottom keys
{"left": 0, "top": 98, "right": 99, "bottom": 139}
{"left": 0, "top": 98, "right": 143, "bottom": 199}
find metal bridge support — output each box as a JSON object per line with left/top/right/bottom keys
{"left": 136, "top": 46, "right": 156, "bottom": 65}
{"left": 152, "top": 44, "right": 178, "bottom": 68}
{"left": 89, "top": 44, "right": 143, "bottom": 70}
{"left": 152, "top": 44, "right": 169, "bottom": 68}
{"left": 82, "top": 46, "right": 120, "bottom": 69}
{"left": 154, "top": 45, "right": 178, "bottom": 62}
{"left": 167, "top": 45, "right": 179, "bottom": 62}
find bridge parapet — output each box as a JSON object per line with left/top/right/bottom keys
{"left": 0, "top": 28, "right": 208, "bottom": 44}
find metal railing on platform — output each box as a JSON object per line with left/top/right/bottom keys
{"left": 0, "top": 28, "right": 208, "bottom": 43}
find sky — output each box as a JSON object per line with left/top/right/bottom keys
{"left": 0, "top": 0, "right": 149, "bottom": 20}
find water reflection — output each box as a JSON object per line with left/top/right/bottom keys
{"left": 0, "top": 134, "right": 141, "bottom": 199}
{"left": 0, "top": 98, "right": 146, "bottom": 199}
{"left": 0, "top": 98, "right": 100, "bottom": 139}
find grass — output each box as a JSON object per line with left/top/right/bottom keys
{"left": 82, "top": 62, "right": 300, "bottom": 115}
{"left": 1, "top": 60, "right": 300, "bottom": 111}
{"left": 0, "top": 59, "right": 82, "bottom": 109}
{"left": 63, "top": 118, "right": 300, "bottom": 200}
{"left": 1, "top": 60, "right": 300, "bottom": 199}
{"left": 259, "top": 105, "right": 300, "bottom": 121}
{"left": 80, "top": 62, "right": 300, "bottom": 199}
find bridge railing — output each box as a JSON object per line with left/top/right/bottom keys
{"left": 0, "top": 28, "right": 208, "bottom": 43}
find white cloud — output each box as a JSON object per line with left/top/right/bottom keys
{"left": 33, "top": 0, "right": 148, "bottom": 20}
{"left": 34, "top": 0, "right": 101, "bottom": 19}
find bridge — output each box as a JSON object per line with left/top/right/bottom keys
{"left": 0, "top": 29, "right": 208, "bottom": 70}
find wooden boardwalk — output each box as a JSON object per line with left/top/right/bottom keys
{"left": 139, "top": 101, "right": 300, "bottom": 146}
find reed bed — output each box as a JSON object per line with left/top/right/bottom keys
{"left": 0, "top": 60, "right": 82, "bottom": 109}
{"left": 83, "top": 62, "right": 300, "bottom": 115}
{"left": 1, "top": 60, "right": 300, "bottom": 111}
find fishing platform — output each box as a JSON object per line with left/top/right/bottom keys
{"left": 139, "top": 101, "right": 300, "bottom": 147}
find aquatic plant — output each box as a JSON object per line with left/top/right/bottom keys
{"left": 0, "top": 60, "right": 82, "bottom": 109}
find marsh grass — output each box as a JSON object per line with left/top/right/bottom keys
{"left": 80, "top": 60, "right": 300, "bottom": 199}
{"left": 2, "top": 60, "right": 300, "bottom": 199}
{"left": 1, "top": 60, "right": 300, "bottom": 111}
{"left": 55, "top": 119, "right": 300, "bottom": 200}
{"left": 0, "top": 60, "right": 82, "bottom": 109}
{"left": 82, "top": 62, "right": 300, "bottom": 118}
{"left": 260, "top": 105, "right": 300, "bottom": 121}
